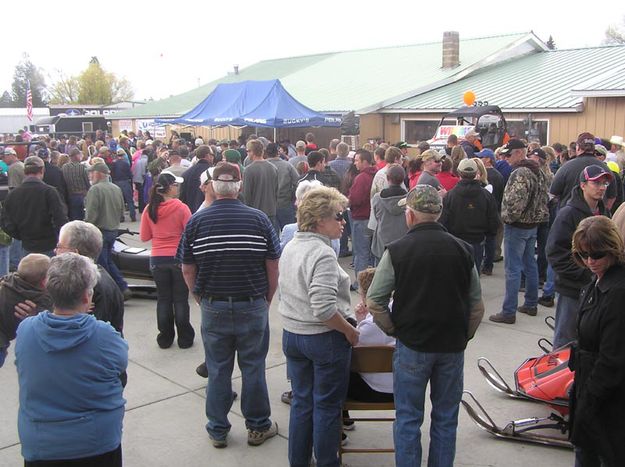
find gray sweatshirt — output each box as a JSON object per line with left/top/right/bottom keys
{"left": 279, "top": 231, "right": 353, "bottom": 334}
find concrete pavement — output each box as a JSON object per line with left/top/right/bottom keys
{"left": 0, "top": 225, "right": 574, "bottom": 466}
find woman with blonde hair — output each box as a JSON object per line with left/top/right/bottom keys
{"left": 279, "top": 186, "right": 358, "bottom": 467}
{"left": 450, "top": 145, "right": 467, "bottom": 175}
{"left": 569, "top": 216, "right": 625, "bottom": 466}
{"left": 471, "top": 157, "right": 491, "bottom": 190}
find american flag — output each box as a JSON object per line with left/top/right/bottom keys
{"left": 26, "top": 80, "right": 33, "bottom": 122}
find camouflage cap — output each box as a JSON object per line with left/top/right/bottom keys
{"left": 398, "top": 184, "right": 442, "bottom": 213}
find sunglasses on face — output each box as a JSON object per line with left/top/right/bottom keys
{"left": 335, "top": 211, "right": 345, "bottom": 221}
{"left": 575, "top": 250, "right": 608, "bottom": 260}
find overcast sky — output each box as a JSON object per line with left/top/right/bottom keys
{"left": 2, "top": 0, "right": 623, "bottom": 103}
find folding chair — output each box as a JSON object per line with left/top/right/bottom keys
{"left": 339, "top": 345, "right": 395, "bottom": 465}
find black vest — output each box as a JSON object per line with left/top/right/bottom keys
{"left": 388, "top": 222, "right": 474, "bottom": 353}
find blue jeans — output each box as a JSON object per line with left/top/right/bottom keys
{"left": 393, "top": 341, "right": 463, "bottom": 467}
{"left": 9, "top": 238, "right": 24, "bottom": 271}
{"left": 0, "top": 244, "right": 9, "bottom": 277}
{"left": 542, "top": 264, "right": 556, "bottom": 297}
{"left": 114, "top": 180, "right": 136, "bottom": 221}
{"left": 483, "top": 233, "right": 495, "bottom": 271}
{"left": 68, "top": 193, "right": 85, "bottom": 221}
{"left": 97, "top": 229, "right": 128, "bottom": 291}
{"left": 282, "top": 329, "right": 351, "bottom": 467}
{"left": 276, "top": 205, "right": 296, "bottom": 232}
{"left": 553, "top": 294, "right": 578, "bottom": 349}
{"left": 536, "top": 221, "right": 549, "bottom": 280}
{"left": 351, "top": 219, "right": 372, "bottom": 288}
{"left": 201, "top": 297, "right": 272, "bottom": 440}
{"left": 501, "top": 225, "right": 539, "bottom": 315}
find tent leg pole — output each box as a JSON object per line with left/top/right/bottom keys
{"left": 273, "top": 128, "right": 276, "bottom": 142}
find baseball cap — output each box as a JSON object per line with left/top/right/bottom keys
{"left": 457, "top": 158, "right": 478, "bottom": 174}
{"left": 420, "top": 149, "right": 444, "bottom": 163}
{"left": 594, "top": 144, "right": 608, "bottom": 157}
{"left": 116, "top": 148, "right": 127, "bottom": 157}
{"left": 295, "top": 140, "right": 306, "bottom": 149}
{"left": 500, "top": 139, "right": 527, "bottom": 155}
{"left": 212, "top": 162, "right": 241, "bottom": 182}
{"left": 87, "top": 162, "right": 110, "bottom": 174}
{"left": 579, "top": 165, "right": 613, "bottom": 183}
{"left": 223, "top": 149, "right": 241, "bottom": 163}
{"left": 3, "top": 148, "right": 17, "bottom": 156}
{"left": 528, "top": 148, "right": 547, "bottom": 160}
{"left": 465, "top": 129, "right": 480, "bottom": 138}
{"left": 195, "top": 138, "right": 204, "bottom": 146}
{"left": 476, "top": 148, "right": 495, "bottom": 161}
{"left": 577, "top": 132, "right": 595, "bottom": 148}
{"left": 607, "top": 161, "right": 620, "bottom": 174}
{"left": 98, "top": 146, "right": 109, "bottom": 154}
{"left": 158, "top": 170, "right": 184, "bottom": 185}
{"left": 200, "top": 167, "right": 215, "bottom": 186}
{"left": 398, "top": 185, "right": 442, "bottom": 214}
{"left": 395, "top": 141, "right": 409, "bottom": 149}
{"left": 24, "top": 156, "right": 45, "bottom": 168}
{"left": 145, "top": 139, "right": 154, "bottom": 145}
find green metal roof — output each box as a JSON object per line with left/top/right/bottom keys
{"left": 112, "top": 32, "right": 540, "bottom": 119}
{"left": 571, "top": 63, "right": 625, "bottom": 96}
{"left": 385, "top": 45, "right": 625, "bottom": 112}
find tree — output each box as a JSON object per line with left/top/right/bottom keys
{"left": 604, "top": 15, "right": 625, "bottom": 44}
{"left": 47, "top": 71, "right": 80, "bottom": 104}
{"left": 0, "top": 91, "right": 13, "bottom": 107}
{"left": 49, "top": 57, "right": 134, "bottom": 105}
{"left": 10, "top": 53, "right": 47, "bottom": 107}
{"left": 546, "top": 35, "right": 556, "bottom": 50}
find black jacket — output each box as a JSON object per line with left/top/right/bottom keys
{"left": 440, "top": 179, "right": 500, "bottom": 243}
{"left": 486, "top": 167, "right": 505, "bottom": 209}
{"left": 43, "top": 161, "right": 68, "bottom": 208}
{"left": 93, "top": 265, "right": 124, "bottom": 334}
{"left": 179, "top": 159, "right": 211, "bottom": 213}
{"left": 550, "top": 154, "right": 617, "bottom": 207}
{"left": 1, "top": 177, "right": 68, "bottom": 252}
{"left": 387, "top": 222, "right": 474, "bottom": 353}
{"left": 569, "top": 264, "right": 625, "bottom": 465}
{"left": 546, "top": 187, "right": 609, "bottom": 299}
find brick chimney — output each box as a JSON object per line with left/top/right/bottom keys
{"left": 442, "top": 31, "right": 460, "bottom": 69}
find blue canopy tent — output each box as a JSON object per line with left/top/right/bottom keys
{"left": 156, "top": 79, "right": 341, "bottom": 128}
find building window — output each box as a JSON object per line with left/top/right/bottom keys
{"left": 402, "top": 120, "right": 439, "bottom": 144}
{"left": 82, "top": 122, "right": 94, "bottom": 133}
{"left": 506, "top": 120, "right": 549, "bottom": 145}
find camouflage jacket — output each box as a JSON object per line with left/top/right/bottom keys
{"left": 501, "top": 159, "right": 550, "bottom": 226}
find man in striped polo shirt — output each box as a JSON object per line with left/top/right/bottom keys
{"left": 180, "top": 162, "right": 280, "bottom": 449}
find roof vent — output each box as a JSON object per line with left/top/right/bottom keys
{"left": 442, "top": 31, "right": 460, "bottom": 69}
{"left": 234, "top": 64, "right": 239, "bottom": 75}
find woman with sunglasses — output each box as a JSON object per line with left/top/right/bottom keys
{"left": 279, "top": 186, "right": 359, "bottom": 467}
{"left": 569, "top": 215, "right": 625, "bottom": 466}
{"left": 140, "top": 170, "right": 195, "bottom": 349}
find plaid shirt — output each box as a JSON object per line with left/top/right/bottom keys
{"left": 61, "top": 161, "right": 90, "bottom": 194}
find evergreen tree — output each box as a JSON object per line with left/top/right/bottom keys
{"left": 10, "top": 53, "right": 47, "bottom": 107}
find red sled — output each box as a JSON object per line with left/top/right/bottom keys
{"left": 462, "top": 339, "right": 573, "bottom": 449}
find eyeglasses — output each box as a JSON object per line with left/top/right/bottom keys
{"left": 575, "top": 250, "right": 608, "bottom": 260}
{"left": 587, "top": 180, "right": 610, "bottom": 187}
{"left": 335, "top": 211, "right": 345, "bottom": 221}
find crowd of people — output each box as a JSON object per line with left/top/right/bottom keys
{"left": 0, "top": 125, "right": 625, "bottom": 466}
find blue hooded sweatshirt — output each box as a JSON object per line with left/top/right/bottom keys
{"left": 15, "top": 311, "right": 128, "bottom": 461}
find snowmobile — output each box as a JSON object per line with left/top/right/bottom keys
{"left": 112, "top": 229, "right": 157, "bottom": 299}
{"left": 462, "top": 337, "right": 574, "bottom": 449}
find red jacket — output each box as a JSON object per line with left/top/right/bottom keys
{"left": 436, "top": 171, "right": 460, "bottom": 191}
{"left": 348, "top": 166, "right": 377, "bottom": 220}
